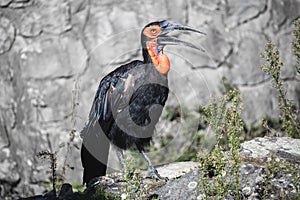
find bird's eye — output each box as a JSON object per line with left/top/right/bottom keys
{"left": 151, "top": 29, "right": 157, "bottom": 34}
{"left": 143, "top": 26, "right": 161, "bottom": 38}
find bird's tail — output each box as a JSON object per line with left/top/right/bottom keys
{"left": 81, "top": 122, "right": 110, "bottom": 185}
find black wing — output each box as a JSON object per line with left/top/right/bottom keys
{"left": 81, "top": 60, "right": 143, "bottom": 138}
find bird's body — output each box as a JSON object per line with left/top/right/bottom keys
{"left": 81, "top": 20, "right": 204, "bottom": 185}
{"left": 87, "top": 60, "right": 168, "bottom": 149}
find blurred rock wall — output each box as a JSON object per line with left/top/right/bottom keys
{"left": 0, "top": 0, "right": 299, "bottom": 198}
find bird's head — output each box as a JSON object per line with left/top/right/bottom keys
{"left": 141, "top": 20, "right": 205, "bottom": 75}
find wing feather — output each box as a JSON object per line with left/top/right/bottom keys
{"left": 81, "top": 61, "right": 142, "bottom": 138}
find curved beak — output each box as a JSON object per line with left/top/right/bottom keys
{"left": 157, "top": 21, "right": 206, "bottom": 51}
{"left": 157, "top": 36, "right": 205, "bottom": 52}
{"left": 160, "top": 21, "right": 206, "bottom": 35}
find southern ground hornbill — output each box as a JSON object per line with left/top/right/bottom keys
{"left": 81, "top": 20, "right": 204, "bottom": 185}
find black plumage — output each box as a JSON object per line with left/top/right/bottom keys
{"left": 81, "top": 20, "right": 204, "bottom": 185}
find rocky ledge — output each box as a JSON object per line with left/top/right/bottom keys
{"left": 19, "top": 137, "right": 300, "bottom": 200}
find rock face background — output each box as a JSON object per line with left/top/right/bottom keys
{"left": 0, "top": 0, "right": 299, "bottom": 198}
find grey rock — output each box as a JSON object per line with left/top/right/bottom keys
{"left": 222, "top": 0, "right": 268, "bottom": 29}
{"left": 0, "top": 124, "right": 9, "bottom": 148}
{"left": 0, "top": 16, "right": 15, "bottom": 55}
{"left": 165, "top": 0, "right": 187, "bottom": 24}
{"left": 0, "top": 0, "right": 12, "bottom": 7}
{"left": 144, "top": 161, "right": 198, "bottom": 180}
{"left": 19, "top": 11, "right": 43, "bottom": 37}
{"left": 240, "top": 82, "right": 280, "bottom": 127}
{"left": 68, "top": 0, "right": 87, "bottom": 14}
{"left": 0, "top": 158, "right": 20, "bottom": 183}
{"left": 188, "top": 0, "right": 221, "bottom": 30}
{"left": 239, "top": 164, "right": 255, "bottom": 175}
{"left": 37, "top": 0, "right": 72, "bottom": 34}
{"left": 168, "top": 65, "right": 222, "bottom": 107}
{"left": 20, "top": 34, "right": 87, "bottom": 79}
{"left": 240, "top": 137, "right": 300, "bottom": 163}
{"left": 19, "top": 137, "right": 300, "bottom": 199}
{"left": 284, "top": 80, "right": 300, "bottom": 109}
{"left": 255, "top": 176, "right": 264, "bottom": 184}
{"left": 0, "top": 158, "right": 20, "bottom": 199}
{"left": 187, "top": 181, "right": 198, "bottom": 190}
{"left": 144, "top": 138, "right": 299, "bottom": 199}
{"left": 224, "top": 33, "right": 267, "bottom": 85}
{"left": 84, "top": 7, "right": 139, "bottom": 66}
{"left": 137, "top": 1, "right": 168, "bottom": 23}
{"left": 0, "top": 54, "right": 17, "bottom": 148}
{"left": 150, "top": 169, "right": 200, "bottom": 200}
{"left": 278, "top": 34, "right": 298, "bottom": 79}
{"left": 269, "top": 0, "right": 300, "bottom": 33}
{"left": 242, "top": 186, "right": 252, "bottom": 197}
{"left": 8, "top": 0, "right": 31, "bottom": 8}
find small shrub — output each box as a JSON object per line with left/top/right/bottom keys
{"left": 198, "top": 89, "right": 244, "bottom": 199}
{"left": 262, "top": 155, "right": 300, "bottom": 199}
{"left": 121, "top": 154, "right": 142, "bottom": 200}
{"left": 37, "top": 150, "right": 58, "bottom": 195}
{"left": 292, "top": 18, "right": 300, "bottom": 73}
{"left": 260, "top": 42, "right": 300, "bottom": 138}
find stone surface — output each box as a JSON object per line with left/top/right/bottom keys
{"left": 0, "top": 0, "right": 12, "bottom": 7}
{"left": 20, "top": 137, "right": 300, "bottom": 199}
{"left": 240, "top": 137, "right": 300, "bottom": 164}
{"left": 0, "top": 0, "right": 299, "bottom": 199}
{"left": 109, "top": 138, "right": 300, "bottom": 199}
{"left": 19, "top": 11, "right": 43, "bottom": 37}
{"left": 223, "top": 0, "right": 268, "bottom": 29}
{"left": 37, "top": 0, "right": 72, "bottom": 34}
{"left": 225, "top": 33, "right": 267, "bottom": 84}
{"left": 142, "top": 161, "right": 199, "bottom": 180}
{"left": 240, "top": 81, "right": 280, "bottom": 127}
{"left": 20, "top": 34, "right": 87, "bottom": 79}
{"left": 0, "top": 15, "right": 15, "bottom": 55}
{"left": 8, "top": 0, "right": 32, "bottom": 8}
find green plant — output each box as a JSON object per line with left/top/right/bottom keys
{"left": 247, "top": 116, "right": 282, "bottom": 139}
{"left": 226, "top": 90, "right": 243, "bottom": 199}
{"left": 200, "top": 95, "right": 227, "bottom": 140}
{"left": 262, "top": 155, "right": 300, "bottom": 199}
{"left": 220, "top": 76, "right": 238, "bottom": 95}
{"left": 37, "top": 150, "right": 58, "bottom": 196}
{"left": 177, "top": 129, "right": 217, "bottom": 162}
{"left": 121, "top": 154, "right": 142, "bottom": 200}
{"left": 260, "top": 42, "right": 300, "bottom": 138}
{"left": 262, "top": 155, "right": 275, "bottom": 200}
{"left": 161, "top": 105, "right": 182, "bottom": 121}
{"left": 198, "top": 89, "right": 244, "bottom": 199}
{"left": 94, "top": 187, "right": 121, "bottom": 200}
{"left": 62, "top": 81, "right": 81, "bottom": 177}
{"left": 289, "top": 166, "right": 300, "bottom": 198}
{"left": 198, "top": 145, "right": 231, "bottom": 199}
{"left": 71, "top": 186, "right": 121, "bottom": 200}
{"left": 292, "top": 18, "right": 300, "bottom": 73}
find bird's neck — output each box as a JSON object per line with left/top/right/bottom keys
{"left": 143, "top": 48, "right": 152, "bottom": 63}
